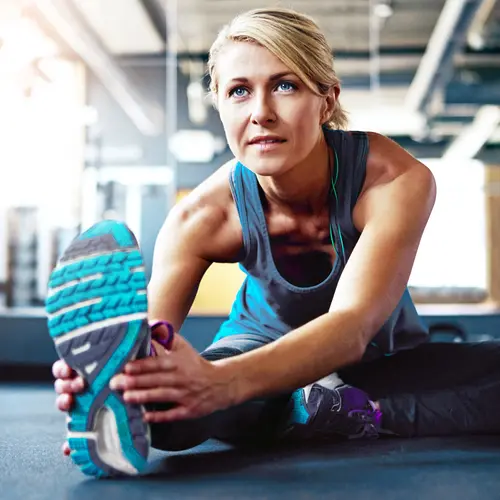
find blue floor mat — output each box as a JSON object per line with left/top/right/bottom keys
{"left": 2, "top": 383, "right": 500, "bottom": 499}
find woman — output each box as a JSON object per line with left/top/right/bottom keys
{"left": 49, "top": 8, "right": 500, "bottom": 478}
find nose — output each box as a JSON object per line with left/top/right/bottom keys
{"left": 250, "top": 93, "right": 277, "bottom": 125}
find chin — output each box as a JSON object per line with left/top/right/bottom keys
{"left": 241, "top": 155, "right": 291, "bottom": 177}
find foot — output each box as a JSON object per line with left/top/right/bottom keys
{"left": 282, "top": 383, "right": 382, "bottom": 441}
{"left": 46, "top": 220, "right": 152, "bottom": 477}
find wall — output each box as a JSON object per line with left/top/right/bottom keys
{"left": 175, "top": 190, "right": 245, "bottom": 314}
{"left": 86, "top": 63, "right": 167, "bottom": 167}
{"left": 87, "top": 59, "right": 500, "bottom": 190}
{"left": 1, "top": 311, "right": 498, "bottom": 378}
{"left": 85, "top": 59, "right": 500, "bottom": 314}
{"left": 86, "top": 61, "right": 233, "bottom": 188}
{"left": 85, "top": 61, "right": 234, "bottom": 278}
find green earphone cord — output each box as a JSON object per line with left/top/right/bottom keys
{"left": 329, "top": 147, "right": 346, "bottom": 265}
{"left": 329, "top": 148, "right": 386, "bottom": 353}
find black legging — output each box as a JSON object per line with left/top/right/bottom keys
{"left": 148, "top": 338, "right": 500, "bottom": 451}
{"left": 342, "top": 341, "right": 500, "bottom": 437}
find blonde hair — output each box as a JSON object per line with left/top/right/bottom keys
{"left": 207, "top": 7, "right": 348, "bottom": 130}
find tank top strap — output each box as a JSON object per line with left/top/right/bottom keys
{"left": 325, "top": 129, "right": 369, "bottom": 257}
{"left": 227, "top": 161, "right": 264, "bottom": 270}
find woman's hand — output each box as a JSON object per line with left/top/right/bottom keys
{"left": 109, "top": 333, "right": 236, "bottom": 423}
{"left": 52, "top": 359, "right": 85, "bottom": 456}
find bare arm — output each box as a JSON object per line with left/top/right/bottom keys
{"left": 216, "top": 133, "right": 437, "bottom": 403}
{"left": 147, "top": 164, "right": 243, "bottom": 331}
{"left": 147, "top": 204, "right": 212, "bottom": 331}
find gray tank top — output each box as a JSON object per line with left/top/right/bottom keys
{"left": 215, "top": 129, "right": 429, "bottom": 361}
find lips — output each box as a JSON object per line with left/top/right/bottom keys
{"left": 253, "top": 139, "right": 285, "bottom": 144}
{"left": 248, "top": 136, "right": 286, "bottom": 145}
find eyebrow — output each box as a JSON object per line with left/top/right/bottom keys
{"left": 227, "top": 72, "right": 297, "bottom": 84}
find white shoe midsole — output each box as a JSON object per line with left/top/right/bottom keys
{"left": 67, "top": 405, "right": 142, "bottom": 475}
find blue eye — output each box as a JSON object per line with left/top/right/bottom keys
{"left": 277, "top": 81, "right": 296, "bottom": 92}
{"left": 229, "top": 87, "right": 248, "bottom": 98}
{"left": 228, "top": 81, "right": 296, "bottom": 98}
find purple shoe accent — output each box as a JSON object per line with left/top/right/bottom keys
{"left": 283, "top": 383, "right": 382, "bottom": 441}
{"left": 149, "top": 320, "right": 175, "bottom": 356}
{"left": 317, "top": 384, "right": 382, "bottom": 439}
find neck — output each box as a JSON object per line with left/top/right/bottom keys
{"left": 257, "top": 134, "right": 332, "bottom": 215}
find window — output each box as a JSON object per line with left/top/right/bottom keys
{"left": 409, "top": 159, "right": 487, "bottom": 302}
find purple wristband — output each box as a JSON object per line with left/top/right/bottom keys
{"left": 150, "top": 320, "right": 175, "bottom": 351}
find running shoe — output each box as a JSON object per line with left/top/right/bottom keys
{"left": 46, "top": 220, "right": 160, "bottom": 477}
{"left": 283, "top": 383, "right": 382, "bottom": 440}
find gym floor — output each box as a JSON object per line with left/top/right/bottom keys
{"left": 2, "top": 1, "right": 500, "bottom": 497}
{"left": 3, "top": 383, "right": 500, "bottom": 499}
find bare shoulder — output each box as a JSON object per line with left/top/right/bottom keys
{"left": 361, "top": 132, "right": 435, "bottom": 195}
{"left": 353, "top": 132, "right": 436, "bottom": 230}
{"left": 163, "top": 158, "right": 243, "bottom": 263}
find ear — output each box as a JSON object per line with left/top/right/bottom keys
{"left": 321, "top": 85, "right": 340, "bottom": 124}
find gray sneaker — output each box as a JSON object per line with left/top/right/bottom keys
{"left": 282, "top": 383, "right": 382, "bottom": 440}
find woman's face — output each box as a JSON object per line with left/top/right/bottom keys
{"left": 216, "top": 41, "right": 332, "bottom": 177}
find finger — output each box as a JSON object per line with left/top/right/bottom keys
{"left": 54, "top": 379, "right": 70, "bottom": 395}
{"left": 52, "top": 360, "right": 73, "bottom": 379}
{"left": 62, "top": 442, "right": 71, "bottom": 456}
{"left": 52, "top": 360, "right": 64, "bottom": 379}
{"left": 56, "top": 393, "right": 73, "bottom": 412}
{"left": 124, "top": 387, "right": 184, "bottom": 405}
{"left": 110, "top": 372, "right": 178, "bottom": 391}
{"left": 54, "top": 377, "right": 85, "bottom": 395}
{"left": 124, "top": 356, "right": 175, "bottom": 375}
{"left": 144, "top": 406, "right": 191, "bottom": 423}
{"left": 151, "top": 339, "right": 168, "bottom": 357}
{"left": 72, "top": 377, "right": 85, "bottom": 392}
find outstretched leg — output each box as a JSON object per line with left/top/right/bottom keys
{"left": 339, "top": 341, "right": 500, "bottom": 437}
{"left": 47, "top": 219, "right": 384, "bottom": 479}
{"left": 146, "top": 334, "right": 292, "bottom": 451}
{"left": 148, "top": 334, "right": 381, "bottom": 450}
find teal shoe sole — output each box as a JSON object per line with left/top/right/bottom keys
{"left": 46, "top": 220, "right": 151, "bottom": 477}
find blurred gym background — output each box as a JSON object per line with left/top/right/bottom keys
{"left": 1, "top": 0, "right": 500, "bottom": 375}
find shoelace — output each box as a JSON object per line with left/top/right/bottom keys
{"left": 346, "top": 402, "right": 382, "bottom": 439}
